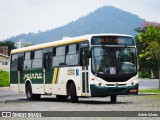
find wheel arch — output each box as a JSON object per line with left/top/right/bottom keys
{"left": 25, "top": 80, "right": 32, "bottom": 93}
{"left": 66, "top": 79, "right": 75, "bottom": 95}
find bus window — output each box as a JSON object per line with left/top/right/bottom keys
{"left": 11, "top": 54, "right": 18, "bottom": 71}
{"left": 25, "top": 52, "right": 31, "bottom": 60}
{"left": 18, "top": 53, "right": 24, "bottom": 71}
{"left": 34, "top": 50, "right": 42, "bottom": 59}
{"left": 68, "top": 44, "right": 76, "bottom": 54}
{"left": 56, "top": 46, "right": 65, "bottom": 56}
{"left": 66, "top": 44, "right": 79, "bottom": 65}
{"left": 32, "top": 50, "right": 43, "bottom": 68}
{"left": 24, "top": 52, "right": 31, "bottom": 69}
{"left": 53, "top": 46, "right": 65, "bottom": 67}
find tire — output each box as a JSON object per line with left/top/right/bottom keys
{"left": 56, "top": 95, "right": 69, "bottom": 100}
{"left": 26, "top": 83, "right": 41, "bottom": 100}
{"left": 111, "top": 95, "right": 117, "bottom": 103}
{"left": 69, "top": 82, "right": 78, "bottom": 103}
{"left": 33, "top": 94, "right": 41, "bottom": 100}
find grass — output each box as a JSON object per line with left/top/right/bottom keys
{"left": 0, "top": 70, "right": 9, "bottom": 87}
{"left": 139, "top": 89, "right": 160, "bottom": 93}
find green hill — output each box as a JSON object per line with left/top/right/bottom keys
{"left": 5, "top": 6, "right": 145, "bottom": 44}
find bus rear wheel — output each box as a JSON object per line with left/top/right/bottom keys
{"left": 110, "top": 95, "right": 117, "bottom": 103}
{"left": 26, "top": 83, "right": 41, "bottom": 100}
{"left": 69, "top": 82, "right": 78, "bottom": 103}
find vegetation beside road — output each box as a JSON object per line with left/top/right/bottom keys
{"left": 139, "top": 89, "right": 160, "bottom": 93}
{"left": 136, "top": 22, "right": 160, "bottom": 79}
{"left": 0, "top": 70, "right": 9, "bottom": 87}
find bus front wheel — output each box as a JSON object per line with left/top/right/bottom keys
{"left": 69, "top": 82, "right": 78, "bottom": 103}
{"left": 110, "top": 95, "right": 117, "bottom": 103}
{"left": 26, "top": 83, "right": 41, "bottom": 100}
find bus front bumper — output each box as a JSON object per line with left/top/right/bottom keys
{"left": 90, "top": 84, "right": 139, "bottom": 97}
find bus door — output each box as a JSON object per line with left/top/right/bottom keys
{"left": 18, "top": 56, "right": 23, "bottom": 92}
{"left": 44, "top": 53, "right": 52, "bottom": 94}
{"left": 80, "top": 47, "right": 89, "bottom": 94}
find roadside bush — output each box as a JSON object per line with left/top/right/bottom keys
{"left": 0, "top": 70, "right": 9, "bottom": 87}
{"left": 138, "top": 69, "right": 150, "bottom": 78}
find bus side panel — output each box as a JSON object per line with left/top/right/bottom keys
{"left": 44, "top": 68, "right": 54, "bottom": 94}
{"left": 10, "top": 71, "right": 18, "bottom": 83}
{"left": 10, "top": 71, "right": 19, "bottom": 92}
{"left": 22, "top": 69, "right": 44, "bottom": 94}
{"left": 52, "top": 67, "right": 82, "bottom": 96}
{"left": 52, "top": 67, "right": 67, "bottom": 95}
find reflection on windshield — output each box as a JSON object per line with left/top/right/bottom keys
{"left": 92, "top": 47, "right": 137, "bottom": 75}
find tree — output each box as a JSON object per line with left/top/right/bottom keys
{"left": 136, "top": 30, "right": 158, "bottom": 78}
{"left": 0, "top": 40, "right": 16, "bottom": 56}
{"left": 24, "top": 43, "right": 33, "bottom": 47}
{"left": 137, "top": 22, "right": 160, "bottom": 89}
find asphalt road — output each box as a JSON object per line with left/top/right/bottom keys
{"left": 0, "top": 78, "right": 159, "bottom": 100}
{"left": 0, "top": 79, "right": 160, "bottom": 119}
{"left": 0, "top": 90, "right": 160, "bottom": 119}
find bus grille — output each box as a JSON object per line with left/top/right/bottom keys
{"left": 106, "top": 84, "right": 126, "bottom": 86}
{"left": 107, "top": 88, "right": 126, "bottom": 94}
{"left": 104, "top": 77, "right": 130, "bottom": 82}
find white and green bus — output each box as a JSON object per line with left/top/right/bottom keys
{"left": 10, "top": 34, "right": 138, "bottom": 103}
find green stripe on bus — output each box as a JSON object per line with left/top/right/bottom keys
{"left": 10, "top": 71, "right": 18, "bottom": 84}
{"left": 23, "top": 69, "right": 44, "bottom": 84}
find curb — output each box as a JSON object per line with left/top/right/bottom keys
{"left": 138, "top": 92, "right": 160, "bottom": 95}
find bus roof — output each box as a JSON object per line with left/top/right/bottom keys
{"left": 11, "top": 33, "right": 133, "bottom": 54}
{"left": 11, "top": 36, "right": 88, "bottom": 54}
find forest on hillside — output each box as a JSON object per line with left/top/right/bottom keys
{"left": 4, "top": 6, "right": 145, "bottom": 44}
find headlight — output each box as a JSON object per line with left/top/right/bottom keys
{"left": 131, "top": 76, "right": 138, "bottom": 85}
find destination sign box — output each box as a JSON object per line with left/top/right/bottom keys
{"left": 91, "top": 36, "right": 135, "bottom": 46}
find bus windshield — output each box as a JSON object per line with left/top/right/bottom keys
{"left": 92, "top": 47, "right": 137, "bottom": 76}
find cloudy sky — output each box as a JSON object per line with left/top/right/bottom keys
{"left": 0, "top": 0, "right": 160, "bottom": 40}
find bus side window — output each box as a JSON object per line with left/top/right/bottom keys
{"left": 53, "top": 46, "right": 65, "bottom": 66}
{"left": 32, "top": 50, "right": 43, "bottom": 68}
{"left": 11, "top": 54, "right": 18, "bottom": 71}
{"left": 24, "top": 52, "right": 31, "bottom": 69}
{"left": 18, "top": 53, "right": 24, "bottom": 71}
{"left": 66, "top": 44, "right": 79, "bottom": 66}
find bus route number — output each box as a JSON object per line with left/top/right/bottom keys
{"left": 67, "top": 69, "right": 75, "bottom": 75}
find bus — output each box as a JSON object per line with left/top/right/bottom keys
{"left": 10, "top": 34, "right": 138, "bottom": 103}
